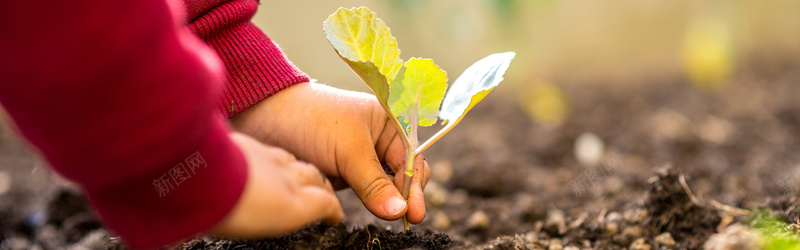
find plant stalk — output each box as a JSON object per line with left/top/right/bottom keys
{"left": 400, "top": 147, "right": 415, "bottom": 231}
{"left": 400, "top": 110, "right": 420, "bottom": 231}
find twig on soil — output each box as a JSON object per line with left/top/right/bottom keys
{"left": 371, "top": 238, "right": 382, "bottom": 250}
{"left": 365, "top": 226, "right": 381, "bottom": 250}
{"left": 710, "top": 200, "right": 750, "bottom": 216}
{"left": 569, "top": 212, "right": 588, "bottom": 229}
{"left": 597, "top": 208, "right": 608, "bottom": 222}
{"left": 679, "top": 174, "right": 703, "bottom": 206}
{"left": 677, "top": 172, "right": 750, "bottom": 216}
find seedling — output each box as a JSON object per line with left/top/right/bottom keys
{"left": 323, "top": 7, "right": 514, "bottom": 230}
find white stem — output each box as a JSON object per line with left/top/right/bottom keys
{"left": 415, "top": 116, "right": 463, "bottom": 155}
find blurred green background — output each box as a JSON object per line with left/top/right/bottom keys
{"left": 253, "top": 0, "right": 799, "bottom": 125}
{"left": 254, "top": 0, "right": 798, "bottom": 86}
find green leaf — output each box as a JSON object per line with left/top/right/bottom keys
{"left": 323, "top": 7, "right": 404, "bottom": 103}
{"left": 388, "top": 58, "right": 448, "bottom": 127}
{"left": 398, "top": 116, "right": 411, "bottom": 135}
{"left": 439, "top": 52, "right": 515, "bottom": 124}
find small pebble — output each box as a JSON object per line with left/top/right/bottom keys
{"left": 524, "top": 231, "right": 538, "bottom": 242}
{"left": 696, "top": 115, "right": 735, "bottom": 145}
{"left": 431, "top": 160, "right": 453, "bottom": 182}
{"left": 605, "top": 221, "right": 619, "bottom": 235}
{"left": 450, "top": 189, "right": 469, "bottom": 205}
{"left": 629, "top": 238, "right": 651, "bottom": 250}
{"left": 0, "top": 171, "right": 10, "bottom": 195}
{"left": 545, "top": 209, "right": 567, "bottom": 236}
{"left": 623, "top": 226, "right": 644, "bottom": 239}
{"left": 423, "top": 181, "right": 449, "bottom": 207}
{"left": 651, "top": 109, "right": 691, "bottom": 140}
{"left": 511, "top": 193, "right": 536, "bottom": 218}
{"left": 614, "top": 226, "right": 643, "bottom": 246}
{"left": 574, "top": 133, "right": 604, "bottom": 166}
{"left": 605, "top": 211, "right": 622, "bottom": 222}
{"left": 624, "top": 209, "right": 648, "bottom": 224}
{"left": 431, "top": 212, "right": 451, "bottom": 231}
{"left": 467, "top": 211, "right": 489, "bottom": 230}
{"left": 704, "top": 224, "right": 760, "bottom": 250}
{"left": 623, "top": 209, "right": 636, "bottom": 223}
{"left": 655, "top": 232, "right": 676, "bottom": 248}
{"left": 548, "top": 238, "right": 563, "bottom": 250}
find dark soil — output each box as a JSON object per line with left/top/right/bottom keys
{"left": 177, "top": 224, "right": 451, "bottom": 250}
{"left": 2, "top": 56, "right": 800, "bottom": 249}
{"left": 642, "top": 165, "right": 720, "bottom": 249}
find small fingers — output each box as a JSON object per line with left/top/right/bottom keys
{"left": 382, "top": 135, "right": 407, "bottom": 175}
{"left": 287, "top": 160, "right": 333, "bottom": 193}
{"left": 340, "top": 150, "right": 407, "bottom": 221}
{"left": 393, "top": 155, "right": 429, "bottom": 224}
{"left": 406, "top": 175, "right": 426, "bottom": 224}
{"left": 293, "top": 186, "right": 345, "bottom": 225}
{"left": 418, "top": 157, "right": 431, "bottom": 189}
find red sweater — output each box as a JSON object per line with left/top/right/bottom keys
{"left": 0, "top": 0, "right": 307, "bottom": 248}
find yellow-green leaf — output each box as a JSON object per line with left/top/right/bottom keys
{"left": 439, "top": 52, "right": 515, "bottom": 124}
{"left": 323, "top": 7, "right": 404, "bottom": 103}
{"left": 388, "top": 58, "right": 448, "bottom": 127}
{"left": 682, "top": 17, "right": 733, "bottom": 91}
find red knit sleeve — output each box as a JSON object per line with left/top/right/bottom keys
{"left": 0, "top": 1, "right": 246, "bottom": 248}
{"left": 184, "top": 0, "right": 310, "bottom": 118}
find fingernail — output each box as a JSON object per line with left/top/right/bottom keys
{"left": 384, "top": 197, "right": 407, "bottom": 216}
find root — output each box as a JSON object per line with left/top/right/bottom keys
{"left": 679, "top": 174, "right": 703, "bottom": 206}
{"left": 678, "top": 173, "right": 750, "bottom": 216}
{"left": 710, "top": 200, "right": 750, "bottom": 216}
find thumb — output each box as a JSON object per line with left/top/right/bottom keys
{"left": 340, "top": 146, "right": 407, "bottom": 221}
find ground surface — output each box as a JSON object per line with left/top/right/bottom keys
{"left": 1, "top": 57, "right": 800, "bottom": 249}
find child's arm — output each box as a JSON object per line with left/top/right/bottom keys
{"left": 182, "top": 0, "right": 431, "bottom": 223}
{"left": 0, "top": 0, "right": 341, "bottom": 248}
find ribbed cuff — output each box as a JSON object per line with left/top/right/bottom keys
{"left": 187, "top": 0, "right": 309, "bottom": 118}
{"left": 213, "top": 22, "right": 309, "bottom": 118}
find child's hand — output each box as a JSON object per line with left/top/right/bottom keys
{"left": 230, "top": 82, "right": 431, "bottom": 224}
{"left": 210, "top": 132, "right": 344, "bottom": 238}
